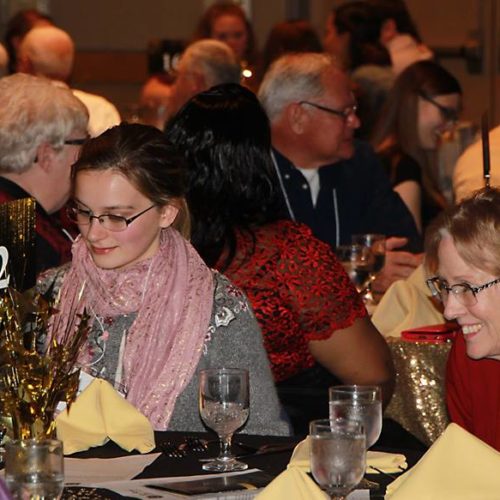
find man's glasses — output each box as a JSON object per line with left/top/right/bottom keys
{"left": 64, "top": 137, "right": 88, "bottom": 146}
{"left": 418, "top": 92, "right": 459, "bottom": 123}
{"left": 67, "top": 204, "right": 157, "bottom": 232}
{"left": 426, "top": 276, "right": 500, "bottom": 307}
{"left": 299, "top": 100, "right": 358, "bottom": 121}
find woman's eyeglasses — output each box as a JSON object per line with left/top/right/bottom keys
{"left": 418, "top": 92, "right": 459, "bottom": 123}
{"left": 67, "top": 204, "right": 157, "bottom": 232}
{"left": 426, "top": 276, "right": 500, "bottom": 307}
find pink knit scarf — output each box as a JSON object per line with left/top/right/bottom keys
{"left": 53, "top": 228, "right": 214, "bottom": 428}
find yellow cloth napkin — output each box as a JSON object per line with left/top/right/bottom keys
{"left": 56, "top": 379, "right": 155, "bottom": 455}
{"left": 289, "top": 437, "right": 407, "bottom": 474}
{"left": 372, "top": 265, "right": 444, "bottom": 338}
{"left": 385, "top": 423, "right": 500, "bottom": 499}
{"left": 256, "top": 467, "right": 328, "bottom": 499}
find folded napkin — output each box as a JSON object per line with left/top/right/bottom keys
{"left": 386, "top": 423, "right": 500, "bottom": 499}
{"left": 256, "top": 467, "right": 328, "bottom": 499}
{"left": 372, "top": 265, "right": 444, "bottom": 338}
{"left": 289, "top": 437, "right": 407, "bottom": 474}
{"left": 56, "top": 379, "right": 155, "bottom": 455}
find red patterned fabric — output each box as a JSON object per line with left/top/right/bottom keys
{"left": 218, "top": 220, "right": 366, "bottom": 382}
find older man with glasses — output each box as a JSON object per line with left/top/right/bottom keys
{"left": 0, "top": 73, "right": 89, "bottom": 282}
{"left": 258, "top": 52, "right": 422, "bottom": 293}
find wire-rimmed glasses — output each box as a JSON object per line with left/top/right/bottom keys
{"left": 426, "top": 276, "right": 500, "bottom": 307}
{"left": 67, "top": 203, "right": 157, "bottom": 232}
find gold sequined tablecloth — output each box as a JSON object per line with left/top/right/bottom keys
{"left": 385, "top": 338, "right": 452, "bottom": 446}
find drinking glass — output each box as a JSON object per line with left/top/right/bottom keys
{"left": 351, "top": 234, "right": 386, "bottom": 305}
{"left": 5, "top": 439, "right": 64, "bottom": 499}
{"left": 309, "top": 419, "right": 366, "bottom": 500}
{"left": 329, "top": 385, "right": 383, "bottom": 490}
{"left": 199, "top": 368, "right": 249, "bottom": 472}
{"left": 334, "top": 244, "right": 373, "bottom": 294}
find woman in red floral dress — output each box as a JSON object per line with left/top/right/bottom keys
{"left": 166, "top": 83, "right": 394, "bottom": 433}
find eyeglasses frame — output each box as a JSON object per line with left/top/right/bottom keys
{"left": 298, "top": 100, "right": 358, "bottom": 121}
{"left": 426, "top": 276, "right": 500, "bottom": 306}
{"left": 418, "top": 92, "right": 459, "bottom": 123}
{"left": 67, "top": 203, "right": 157, "bottom": 232}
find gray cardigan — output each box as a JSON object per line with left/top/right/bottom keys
{"left": 38, "top": 268, "right": 291, "bottom": 436}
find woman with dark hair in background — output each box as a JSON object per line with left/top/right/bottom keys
{"left": 38, "top": 122, "right": 290, "bottom": 435}
{"left": 324, "top": 0, "right": 394, "bottom": 139}
{"left": 260, "top": 19, "right": 322, "bottom": 76}
{"left": 372, "top": 60, "right": 462, "bottom": 233}
{"left": 192, "top": 2, "right": 260, "bottom": 89}
{"left": 166, "top": 83, "right": 395, "bottom": 434}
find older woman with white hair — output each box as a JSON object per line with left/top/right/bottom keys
{"left": 0, "top": 73, "right": 88, "bottom": 279}
{"left": 426, "top": 187, "right": 500, "bottom": 451}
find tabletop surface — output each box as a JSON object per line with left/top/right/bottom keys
{"left": 62, "top": 431, "right": 423, "bottom": 499}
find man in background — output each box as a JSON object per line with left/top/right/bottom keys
{"left": 258, "top": 52, "right": 422, "bottom": 292}
{"left": 166, "top": 39, "right": 241, "bottom": 122}
{"left": 0, "top": 73, "right": 88, "bottom": 281}
{"left": 17, "top": 25, "right": 120, "bottom": 137}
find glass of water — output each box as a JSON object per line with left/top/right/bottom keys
{"left": 199, "top": 368, "right": 249, "bottom": 472}
{"left": 5, "top": 439, "right": 64, "bottom": 499}
{"left": 329, "top": 385, "right": 382, "bottom": 490}
{"left": 309, "top": 419, "right": 366, "bottom": 500}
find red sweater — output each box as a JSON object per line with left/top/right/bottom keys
{"left": 446, "top": 332, "right": 500, "bottom": 451}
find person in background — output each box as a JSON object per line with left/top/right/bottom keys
{"left": 371, "top": 61, "right": 462, "bottom": 233}
{"left": 258, "top": 52, "right": 422, "bottom": 294}
{"left": 260, "top": 19, "right": 322, "bottom": 76}
{"left": 166, "top": 83, "right": 395, "bottom": 434}
{"left": 324, "top": 0, "right": 394, "bottom": 139}
{"left": 0, "top": 73, "right": 88, "bottom": 280}
{"left": 453, "top": 124, "right": 500, "bottom": 202}
{"left": 165, "top": 39, "right": 241, "bottom": 123}
{"left": 367, "top": 0, "right": 433, "bottom": 74}
{"left": 425, "top": 188, "right": 500, "bottom": 451}
{"left": 17, "top": 26, "right": 120, "bottom": 137}
{"left": 38, "top": 123, "right": 291, "bottom": 435}
{"left": 192, "top": 1, "right": 260, "bottom": 90}
{"left": 4, "top": 8, "right": 52, "bottom": 74}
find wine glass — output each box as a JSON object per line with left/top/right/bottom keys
{"left": 334, "top": 244, "right": 373, "bottom": 294}
{"left": 351, "top": 234, "right": 386, "bottom": 305}
{"left": 309, "top": 419, "right": 366, "bottom": 500}
{"left": 199, "top": 368, "right": 249, "bottom": 472}
{"left": 329, "top": 385, "right": 382, "bottom": 489}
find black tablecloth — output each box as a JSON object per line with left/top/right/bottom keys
{"left": 63, "top": 431, "right": 423, "bottom": 499}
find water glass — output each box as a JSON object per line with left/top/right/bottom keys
{"left": 199, "top": 368, "right": 249, "bottom": 472}
{"left": 309, "top": 419, "right": 366, "bottom": 500}
{"left": 5, "top": 439, "right": 64, "bottom": 499}
{"left": 329, "top": 385, "right": 382, "bottom": 449}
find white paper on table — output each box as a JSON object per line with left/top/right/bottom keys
{"left": 64, "top": 453, "right": 161, "bottom": 486}
{"left": 81, "top": 468, "right": 370, "bottom": 500}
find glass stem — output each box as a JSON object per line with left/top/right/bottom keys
{"left": 218, "top": 434, "right": 233, "bottom": 461}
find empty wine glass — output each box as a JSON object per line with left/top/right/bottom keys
{"left": 351, "top": 234, "right": 386, "bottom": 305}
{"left": 329, "top": 385, "right": 383, "bottom": 490}
{"left": 199, "top": 368, "right": 249, "bottom": 472}
{"left": 309, "top": 419, "right": 366, "bottom": 500}
{"left": 334, "top": 244, "right": 373, "bottom": 293}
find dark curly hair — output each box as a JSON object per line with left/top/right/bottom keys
{"left": 165, "top": 83, "right": 282, "bottom": 269}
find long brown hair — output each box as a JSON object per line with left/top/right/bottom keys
{"left": 372, "top": 61, "right": 462, "bottom": 211}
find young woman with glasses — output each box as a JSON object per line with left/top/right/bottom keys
{"left": 37, "top": 123, "right": 290, "bottom": 435}
{"left": 425, "top": 188, "right": 500, "bottom": 451}
{"left": 371, "top": 60, "right": 462, "bottom": 234}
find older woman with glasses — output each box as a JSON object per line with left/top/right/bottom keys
{"left": 372, "top": 60, "right": 462, "bottom": 234}
{"left": 37, "top": 122, "right": 290, "bottom": 436}
{"left": 425, "top": 187, "right": 500, "bottom": 451}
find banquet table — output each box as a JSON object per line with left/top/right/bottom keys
{"left": 62, "top": 431, "right": 423, "bottom": 499}
{"left": 385, "top": 337, "right": 452, "bottom": 446}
